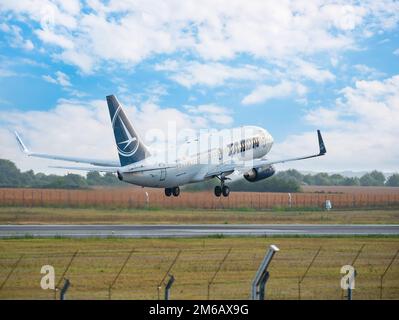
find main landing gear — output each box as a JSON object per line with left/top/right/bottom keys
{"left": 165, "top": 186, "right": 180, "bottom": 197}
{"left": 214, "top": 175, "right": 230, "bottom": 197}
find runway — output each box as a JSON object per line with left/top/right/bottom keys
{"left": 0, "top": 224, "right": 398, "bottom": 238}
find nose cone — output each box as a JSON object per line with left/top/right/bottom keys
{"left": 259, "top": 128, "right": 273, "bottom": 143}
{"left": 267, "top": 132, "right": 274, "bottom": 144}
{"left": 260, "top": 128, "right": 274, "bottom": 152}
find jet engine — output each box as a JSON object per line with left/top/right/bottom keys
{"left": 243, "top": 165, "right": 275, "bottom": 182}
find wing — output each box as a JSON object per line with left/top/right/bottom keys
{"left": 49, "top": 165, "right": 120, "bottom": 172}
{"left": 205, "top": 130, "right": 326, "bottom": 178}
{"left": 15, "top": 131, "right": 120, "bottom": 167}
{"left": 49, "top": 163, "right": 176, "bottom": 173}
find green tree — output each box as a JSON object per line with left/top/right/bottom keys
{"left": 0, "top": 159, "right": 23, "bottom": 187}
{"left": 46, "top": 174, "right": 88, "bottom": 189}
{"left": 385, "top": 174, "right": 399, "bottom": 187}
{"left": 87, "top": 171, "right": 104, "bottom": 186}
{"left": 102, "top": 172, "right": 122, "bottom": 185}
{"left": 276, "top": 169, "right": 303, "bottom": 184}
{"left": 360, "top": 170, "right": 385, "bottom": 186}
{"left": 342, "top": 177, "right": 360, "bottom": 186}
{"left": 312, "top": 173, "right": 331, "bottom": 186}
{"left": 369, "top": 170, "right": 385, "bottom": 186}
{"left": 329, "top": 174, "right": 346, "bottom": 185}
{"left": 229, "top": 176, "right": 300, "bottom": 192}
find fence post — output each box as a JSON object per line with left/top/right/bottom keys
{"left": 251, "top": 245, "right": 279, "bottom": 300}
{"left": 164, "top": 275, "right": 175, "bottom": 300}
{"left": 157, "top": 250, "right": 181, "bottom": 299}
{"left": 55, "top": 250, "right": 79, "bottom": 300}
{"left": 60, "top": 279, "right": 70, "bottom": 300}
{"left": 342, "top": 244, "right": 365, "bottom": 300}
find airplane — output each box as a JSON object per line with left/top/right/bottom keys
{"left": 15, "top": 95, "right": 327, "bottom": 197}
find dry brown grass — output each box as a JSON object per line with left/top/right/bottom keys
{"left": 0, "top": 206, "right": 399, "bottom": 225}
{"left": 0, "top": 237, "right": 398, "bottom": 300}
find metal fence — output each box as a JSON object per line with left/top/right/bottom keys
{"left": 0, "top": 243, "right": 398, "bottom": 300}
{"left": 1, "top": 188, "right": 399, "bottom": 209}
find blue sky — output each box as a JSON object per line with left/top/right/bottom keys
{"left": 0, "top": 1, "right": 399, "bottom": 173}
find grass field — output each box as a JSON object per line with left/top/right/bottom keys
{"left": 0, "top": 237, "right": 398, "bottom": 300}
{"left": 0, "top": 206, "right": 398, "bottom": 225}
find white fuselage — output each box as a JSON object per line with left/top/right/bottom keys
{"left": 118, "top": 126, "right": 273, "bottom": 188}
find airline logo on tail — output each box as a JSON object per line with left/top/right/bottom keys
{"left": 111, "top": 106, "right": 140, "bottom": 157}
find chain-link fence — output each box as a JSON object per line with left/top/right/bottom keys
{"left": 1, "top": 188, "right": 399, "bottom": 209}
{"left": 0, "top": 240, "right": 398, "bottom": 300}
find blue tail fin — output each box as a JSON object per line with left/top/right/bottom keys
{"left": 106, "top": 95, "right": 149, "bottom": 166}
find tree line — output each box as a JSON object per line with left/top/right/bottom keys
{"left": 0, "top": 159, "right": 123, "bottom": 189}
{"left": 0, "top": 159, "right": 398, "bottom": 191}
{"left": 185, "top": 169, "right": 399, "bottom": 192}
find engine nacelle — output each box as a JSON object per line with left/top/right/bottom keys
{"left": 243, "top": 165, "right": 275, "bottom": 182}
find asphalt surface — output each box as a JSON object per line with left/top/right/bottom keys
{"left": 0, "top": 224, "right": 398, "bottom": 238}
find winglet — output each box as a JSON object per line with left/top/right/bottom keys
{"left": 14, "top": 131, "right": 30, "bottom": 154}
{"left": 317, "top": 130, "right": 326, "bottom": 155}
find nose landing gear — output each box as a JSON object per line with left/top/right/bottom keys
{"left": 165, "top": 186, "right": 180, "bottom": 197}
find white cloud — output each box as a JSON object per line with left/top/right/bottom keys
{"left": 319, "top": 4, "right": 366, "bottom": 31}
{"left": 273, "top": 74, "right": 399, "bottom": 171}
{"left": 35, "top": 28, "right": 74, "bottom": 49}
{"left": 56, "top": 50, "right": 94, "bottom": 74}
{"left": 242, "top": 81, "right": 307, "bottom": 105}
{"left": 393, "top": 48, "right": 399, "bottom": 56}
{"left": 0, "top": 97, "right": 229, "bottom": 173}
{"left": 42, "top": 71, "right": 71, "bottom": 87}
{"left": 0, "top": 23, "right": 34, "bottom": 51}
{"left": 292, "top": 60, "right": 335, "bottom": 83}
{"left": 1, "top": 1, "right": 398, "bottom": 73}
{"left": 353, "top": 64, "right": 386, "bottom": 79}
{"left": 155, "top": 60, "right": 268, "bottom": 88}
{"left": 54, "top": 0, "right": 81, "bottom": 15}
{"left": 185, "top": 104, "right": 233, "bottom": 125}
{"left": 0, "top": 68, "right": 17, "bottom": 78}
{"left": 42, "top": 71, "right": 87, "bottom": 97}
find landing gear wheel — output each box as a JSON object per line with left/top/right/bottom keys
{"left": 222, "top": 185, "right": 230, "bottom": 197}
{"left": 214, "top": 186, "right": 222, "bottom": 197}
{"left": 165, "top": 188, "right": 172, "bottom": 197}
{"left": 172, "top": 186, "right": 180, "bottom": 197}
